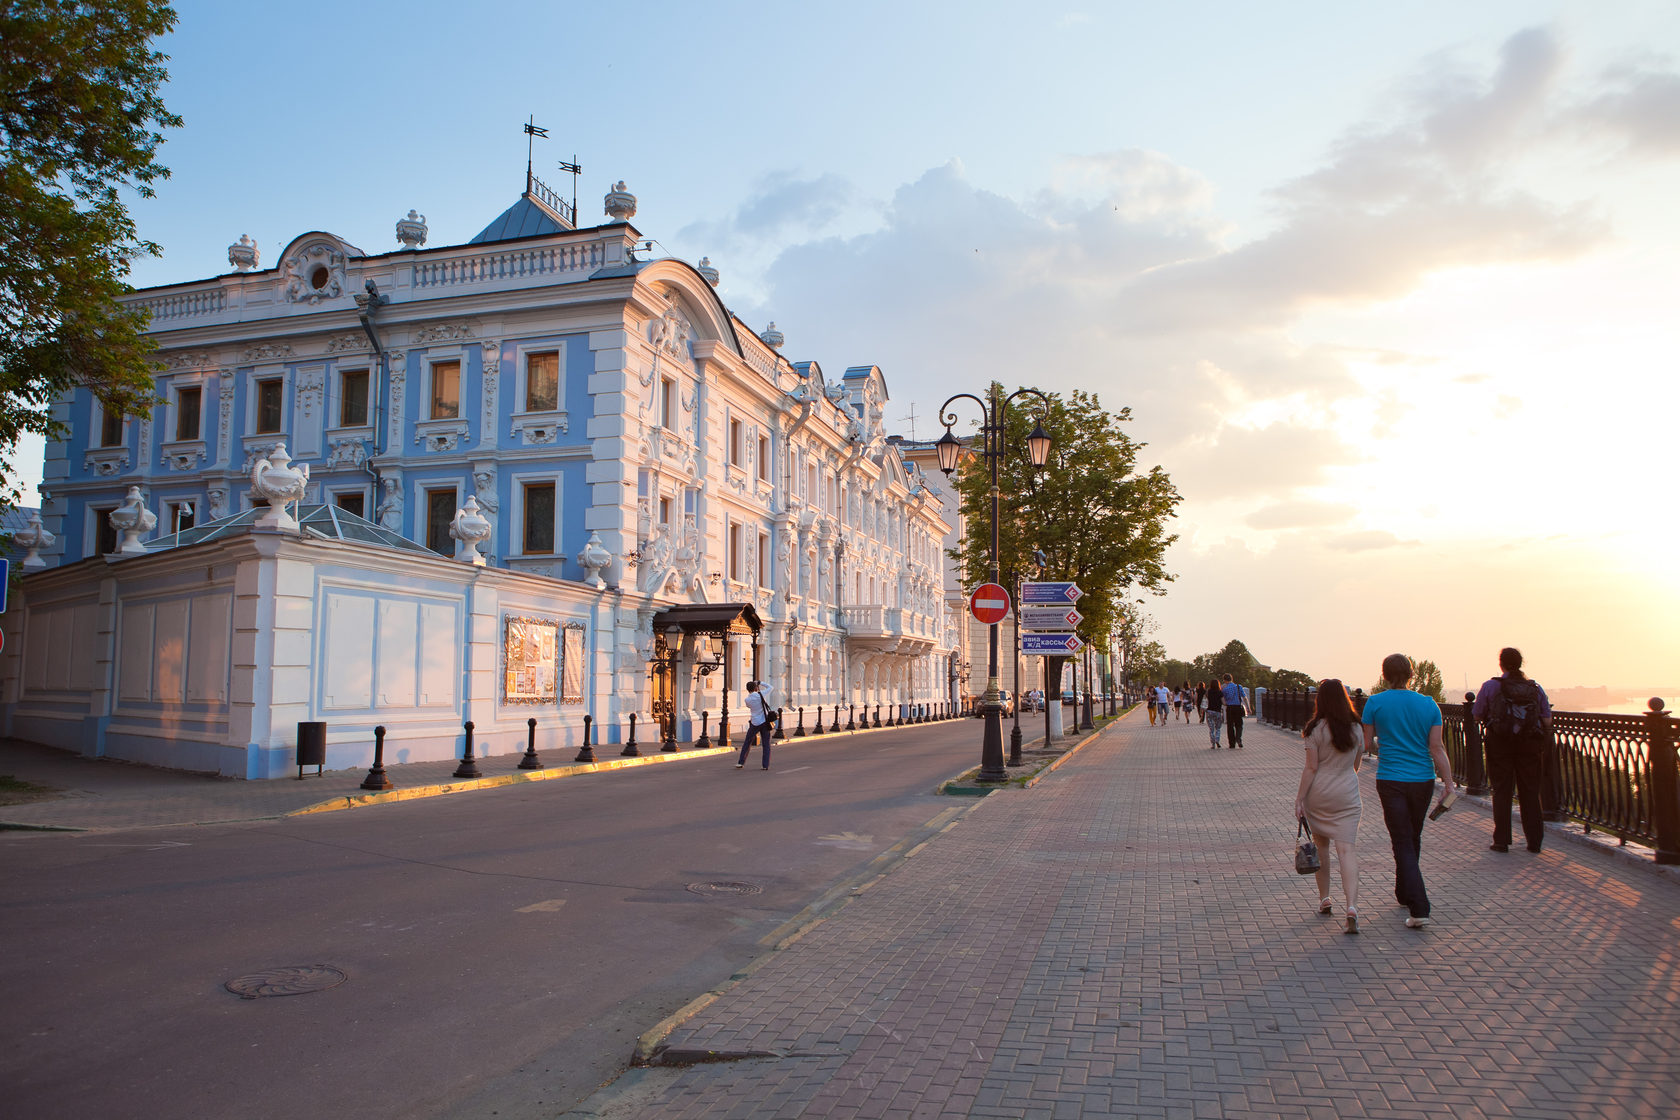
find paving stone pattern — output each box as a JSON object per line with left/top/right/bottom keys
{"left": 610, "top": 712, "right": 1680, "bottom": 1119}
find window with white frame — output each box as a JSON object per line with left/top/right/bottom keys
{"left": 659, "top": 376, "right": 675, "bottom": 429}
{"left": 757, "top": 531, "right": 770, "bottom": 588}
{"left": 521, "top": 480, "right": 556, "bottom": 554}
{"left": 254, "top": 378, "right": 284, "bottom": 433}
{"left": 331, "top": 489, "right": 367, "bottom": 519}
{"left": 428, "top": 359, "right": 461, "bottom": 420}
{"left": 338, "top": 369, "right": 369, "bottom": 428}
{"left": 167, "top": 500, "right": 197, "bottom": 534}
{"left": 658, "top": 495, "right": 672, "bottom": 526}
{"left": 522, "top": 349, "right": 560, "bottom": 412}
{"left": 174, "top": 386, "right": 202, "bottom": 442}
{"left": 757, "top": 435, "right": 770, "bottom": 482}
{"left": 728, "top": 521, "right": 742, "bottom": 581}
{"left": 424, "top": 487, "right": 458, "bottom": 555}
{"left": 90, "top": 505, "right": 119, "bottom": 556}
{"left": 728, "top": 418, "right": 742, "bottom": 467}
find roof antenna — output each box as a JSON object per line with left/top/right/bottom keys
{"left": 900, "top": 402, "right": 919, "bottom": 440}
{"left": 558, "top": 155, "right": 582, "bottom": 225}
{"left": 523, "top": 116, "right": 549, "bottom": 193}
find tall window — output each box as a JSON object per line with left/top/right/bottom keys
{"left": 339, "top": 369, "right": 369, "bottom": 427}
{"left": 728, "top": 522, "right": 741, "bottom": 581}
{"left": 757, "top": 532, "right": 770, "bottom": 588}
{"left": 658, "top": 495, "right": 672, "bottom": 526}
{"left": 522, "top": 482, "right": 555, "bottom": 554}
{"left": 425, "top": 488, "right": 456, "bottom": 555}
{"left": 524, "top": 351, "right": 559, "bottom": 412}
{"left": 169, "top": 501, "right": 196, "bottom": 534}
{"left": 757, "top": 435, "right": 770, "bottom": 481}
{"left": 100, "top": 406, "right": 124, "bottom": 447}
{"left": 429, "top": 360, "right": 460, "bottom": 420}
{"left": 728, "top": 418, "right": 742, "bottom": 466}
{"left": 255, "top": 379, "right": 283, "bottom": 433}
{"left": 659, "top": 377, "right": 675, "bottom": 428}
{"left": 175, "top": 387, "right": 201, "bottom": 441}
{"left": 93, "top": 507, "right": 118, "bottom": 555}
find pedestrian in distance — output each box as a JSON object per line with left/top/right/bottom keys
{"left": 1361, "top": 654, "right": 1457, "bottom": 929}
{"left": 1154, "top": 683, "right": 1171, "bottom": 727}
{"left": 1293, "top": 679, "right": 1364, "bottom": 934}
{"left": 1148, "top": 687, "right": 1157, "bottom": 725}
{"left": 1179, "top": 683, "right": 1193, "bottom": 721}
{"left": 1205, "top": 676, "right": 1225, "bottom": 748}
{"left": 1196, "top": 681, "right": 1207, "bottom": 723}
{"left": 737, "top": 680, "right": 773, "bottom": 769}
{"left": 1220, "top": 674, "right": 1250, "bottom": 748}
{"left": 1473, "top": 647, "right": 1552, "bottom": 854}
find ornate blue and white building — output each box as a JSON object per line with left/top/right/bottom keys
{"left": 0, "top": 175, "right": 961, "bottom": 776}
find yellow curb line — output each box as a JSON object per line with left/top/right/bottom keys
{"left": 285, "top": 718, "right": 946, "bottom": 818}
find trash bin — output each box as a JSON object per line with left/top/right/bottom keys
{"left": 297, "top": 721, "right": 327, "bottom": 779}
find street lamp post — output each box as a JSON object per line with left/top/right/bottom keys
{"left": 937, "top": 386, "right": 1052, "bottom": 783}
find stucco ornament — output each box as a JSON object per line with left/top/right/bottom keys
{"left": 14, "top": 513, "right": 55, "bottom": 569}
{"left": 228, "top": 234, "right": 259, "bottom": 272}
{"left": 250, "top": 443, "right": 310, "bottom": 530}
{"left": 206, "top": 487, "right": 230, "bottom": 520}
{"left": 604, "top": 181, "right": 637, "bottom": 221}
{"left": 281, "top": 242, "right": 346, "bottom": 305}
{"left": 376, "top": 477, "right": 404, "bottom": 532}
{"left": 577, "top": 531, "right": 612, "bottom": 589}
{"left": 396, "top": 209, "right": 428, "bottom": 249}
{"left": 449, "top": 495, "right": 492, "bottom": 566}
{"left": 107, "top": 487, "right": 157, "bottom": 554}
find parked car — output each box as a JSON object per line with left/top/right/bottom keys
{"left": 1061, "top": 689, "right": 1075, "bottom": 703}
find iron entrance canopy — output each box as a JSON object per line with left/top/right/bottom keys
{"left": 145, "top": 504, "right": 437, "bottom": 557}
{"left": 651, "top": 603, "right": 762, "bottom": 637}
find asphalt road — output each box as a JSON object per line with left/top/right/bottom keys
{"left": 0, "top": 721, "right": 984, "bottom": 1119}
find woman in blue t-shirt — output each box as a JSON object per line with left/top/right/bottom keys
{"left": 1361, "top": 654, "right": 1457, "bottom": 929}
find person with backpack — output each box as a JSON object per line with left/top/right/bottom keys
{"left": 1472, "top": 647, "right": 1553, "bottom": 853}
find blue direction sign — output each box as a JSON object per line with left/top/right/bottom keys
{"left": 1022, "top": 632, "right": 1085, "bottom": 655}
{"left": 1019, "top": 606, "right": 1081, "bottom": 631}
{"left": 0, "top": 557, "right": 8, "bottom": 614}
{"left": 1020, "top": 580, "right": 1081, "bottom": 605}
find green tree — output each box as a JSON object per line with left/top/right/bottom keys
{"left": 947, "top": 384, "right": 1180, "bottom": 698}
{"left": 0, "top": 0, "right": 181, "bottom": 505}
{"left": 1370, "top": 656, "right": 1442, "bottom": 700}
{"left": 1270, "top": 668, "right": 1317, "bottom": 692}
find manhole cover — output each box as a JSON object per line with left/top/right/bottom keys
{"left": 224, "top": 965, "right": 348, "bottom": 1000}
{"left": 686, "top": 880, "right": 763, "bottom": 897}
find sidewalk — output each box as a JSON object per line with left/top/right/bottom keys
{"left": 573, "top": 709, "right": 1680, "bottom": 1119}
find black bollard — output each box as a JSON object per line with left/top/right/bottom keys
{"left": 621, "top": 712, "right": 640, "bottom": 757}
{"left": 361, "top": 724, "right": 394, "bottom": 791}
{"left": 794, "top": 707, "right": 807, "bottom": 737}
{"left": 813, "top": 705, "right": 824, "bottom": 735}
{"left": 454, "top": 720, "right": 481, "bottom": 778}
{"left": 575, "top": 714, "right": 597, "bottom": 763}
{"left": 773, "top": 707, "right": 787, "bottom": 741}
{"left": 1461, "top": 693, "right": 1486, "bottom": 795}
{"left": 696, "top": 710, "right": 712, "bottom": 751}
{"left": 873, "top": 703, "right": 882, "bottom": 728}
{"left": 846, "top": 703, "right": 856, "bottom": 731}
{"left": 720, "top": 704, "right": 730, "bottom": 751}
{"left": 661, "top": 709, "right": 678, "bottom": 753}
{"left": 519, "top": 716, "right": 544, "bottom": 770}
{"left": 830, "top": 704, "right": 841, "bottom": 733}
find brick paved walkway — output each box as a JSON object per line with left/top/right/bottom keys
{"left": 577, "top": 709, "right": 1680, "bottom": 1119}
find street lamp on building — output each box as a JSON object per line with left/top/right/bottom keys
{"left": 937, "top": 386, "right": 1052, "bottom": 782}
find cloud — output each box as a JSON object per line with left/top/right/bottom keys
{"left": 1577, "top": 62, "right": 1680, "bottom": 155}
{"left": 1245, "top": 500, "right": 1358, "bottom": 531}
{"left": 1325, "top": 530, "right": 1418, "bottom": 552}
{"left": 1171, "top": 423, "right": 1363, "bottom": 502}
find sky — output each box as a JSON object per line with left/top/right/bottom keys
{"left": 22, "top": 0, "right": 1680, "bottom": 694}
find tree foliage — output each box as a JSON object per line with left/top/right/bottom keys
{"left": 945, "top": 384, "right": 1180, "bottom": 688}
{"left": 1373, "top": 657, "right": 1444, "bottom": 701}
{"left": 0, "top": 0, "right": 181, "bottom": 504}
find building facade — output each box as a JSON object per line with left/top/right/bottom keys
{"left": 0, "top": 177, "right": 960, "bottom": 776}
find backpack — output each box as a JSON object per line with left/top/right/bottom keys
{"left": 1489, "top": 677, "right": 1545, "bottom": 741}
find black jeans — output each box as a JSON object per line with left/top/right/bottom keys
{"left": 1225, "top": 707, "right": 1244, "bottom": 747}
{"left": 1487, "top": 733, "right": 1545, "bottom": 850}
{"left": 737, "top": 721, "right": 772, "bottom": 768}
{"left": 1376, "top": 779, "right": 1434, "bottom": 918}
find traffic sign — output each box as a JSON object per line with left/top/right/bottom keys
{"left": 1022, "top": 632, "right": 1085, "bottom": 655}
{"left": 1020, "top": 606, "right": 1081, "bottom": 631}
{"left": 969, "top": 583, "right": 1011, "bottom": 625}
{"left": 1021, "top": 580, "right": 1081, "bottom": 605}
{"left": 0, "top": 557, "right": 7, "bottom": 613}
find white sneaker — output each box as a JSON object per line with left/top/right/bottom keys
{"left": 1405, "top": 916, "right": 1430, "bottom": 929}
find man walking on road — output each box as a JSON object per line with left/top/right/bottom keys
{"left": 738, "top": 681, "right": 773, "bottom": 769}
{"left": 1154, "top": 683, "right": 1171, "bottom": 728}
{"left": 1362, "top": 653, "right": 1457, "bottom": 928}
{"left": 1473, "top": 647, "right": 1552, "bottom": 854}
{"left": 1220, "top": 674, "right": 1249, "bottom": 748}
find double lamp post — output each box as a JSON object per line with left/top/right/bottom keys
{"left": 936, "top": 386, "right": 1052, "bottom": 783}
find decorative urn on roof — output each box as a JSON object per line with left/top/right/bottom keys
{"left": 250, "top": 443, "right": 310, "bottom": 531}
{"left": 696, "top": 256, "right": 720, "bottom": 286}
{"left": 759, "top": 322, "right": 784, "bottom": 350}
{"left": 577, "top": 531, "right": 612, "bottom": 589}
{"left": 449, "top": 495, "right": 492, "bottom": 566}
{"left": 107, "top": 486, "right": 157, "bottom": 555}
{"left": 604, "top": 181, "right": 637, "bottom": 221}
{"left": 228, "top": 234, "right": 260, "bottom": 272}
{"left": 14, "top": 512, "right": 55, "bottom": 569}
{"left": 396, "top": 209, "right": 428, "bottom": 249}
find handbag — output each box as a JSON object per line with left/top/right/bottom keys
{"left": 1294, "top": 817, "right": 1321, "bottom": 875}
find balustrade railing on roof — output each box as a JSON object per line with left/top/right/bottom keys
{"left": 135, "top": 287, "right": 227, "bottom": 323}
{"left": 410, "top": 242, "right": 605, "bottom": 289}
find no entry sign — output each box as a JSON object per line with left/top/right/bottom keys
{"left": 969, "top": 583, "right": 1011, "bottom": 625}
